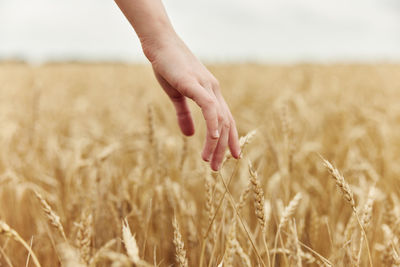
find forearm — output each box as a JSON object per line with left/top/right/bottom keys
{"left": 115, "top": 0, "right": 179, "bottom": 59}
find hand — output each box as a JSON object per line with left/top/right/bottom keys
{"left": 142, "top": 34, "right": 241, "bottom": 171}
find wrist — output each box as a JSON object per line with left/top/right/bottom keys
{"left": 140, "top": 28, "right": 181, "bottom": 62}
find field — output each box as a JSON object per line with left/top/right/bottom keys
{"left": 0, "top": 62, "right": 399, "bottom": 266}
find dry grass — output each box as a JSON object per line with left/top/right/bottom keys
{"left": 0, "top": 62, "right": 400, "bottom": 266}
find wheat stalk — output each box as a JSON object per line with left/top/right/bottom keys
{"left": 88, "top": 239, "right": 116, "bottom": 267}
{"left": 361, "top": 187, "right": 376, "bottom": 230}
{"left": 233, "top": 239, "right": 252, "bottom": 267}
{"left": 216, "top": 170, "right": 267, "bottom": 267}
{"left": 272, "top": 192, "right": 302, "bottom": 267}
{"left": 0, "top": 220, "right": 42, "bottom": 267}
{"left": 321, "top": 157, "right": 373, "bottom": 267}
{"left": 222, "top": 129, "right": 257, "bottom": 164}
{"left": 309, "top": 208, "right": 321, "bottom": 247}
{"left": 248, "top": 160, "right": 271, "bottom": 266}
{"left": 179, "top": 135, "right": 188, "bottom": 170}
{"left": 223, "top": 223, "right": 236, "bottom": 267}
{"left": 204, "top": 173, "right": 216, "bottom": 247}
{"left": 290, "top": 220, "right": 303, "bottom": 267}
{"left": 357, "top": 187, "right": 376, "bottom": 265}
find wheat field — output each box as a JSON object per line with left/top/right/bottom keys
{"left": 0, "top": 62, "right": 399, "bottom": 266}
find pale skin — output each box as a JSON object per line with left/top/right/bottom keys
{"left": 115, "top": 0, "right": 241, "bottom": 171}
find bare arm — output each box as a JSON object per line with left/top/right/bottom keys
{"left": 115, "top": 0, "right": 240, "bottom": 171}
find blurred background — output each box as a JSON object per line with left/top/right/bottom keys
{"left": 0, "top": 0, "right": 400, "bottom": 63}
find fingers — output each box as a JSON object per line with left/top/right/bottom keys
{"left": 190, "top": 85, "right": 220, "bottom": 162}
{"left": 154, "top": 70, "right": 195, "bottom": 136}
{"left": 228, "top": 120, "right": 241, "bottom": 158}
{"left": 214, "top": 91, "right": 241, "bottom": 159}
{"left": 192, "top": 84, "right": 240, "bottom": 170}
{"left": 155, "top": 67, "right": 240, "bottom": 170}
{"left": 172, "top": 96, "right": 195, "bottom": 136}
{"left": 210, "top": 121, "right": 230, "bottom": 171}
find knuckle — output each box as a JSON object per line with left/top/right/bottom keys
{"left": 229, "top": 116, "right": 236, "bottom": 126}
{"left": 202, "top": 81, "right": 213, "bottom": 91}
{"left": 172, "top": 77, "right": 192, "bottom": 92}
{"left": 177, "top": 109, "right": 190, "bottom": 117}
{"left": 203, "top": 96, "right": 216, "bottom": 106}
{"left": 210, "top": 134, "right": 219, "bottom": 140}
{"left": 217, "top": 113, "right": 224, "bottom": 122}
{"left": 211, "top": 78, "right": 220, "bottom": 89}
{"left": 222, "top": 119, "right": 230, "bottom": 129}
{"left": 170, "top": 94, "right": 184, "bottom": 102}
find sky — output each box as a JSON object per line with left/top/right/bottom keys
{"left": 0, "top": 0, "right": 400, "bottom": 63}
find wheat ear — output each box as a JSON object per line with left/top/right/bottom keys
{"left": 58, "top": 243, "right": 86, "bottom": 267}
{"left": 88, "top": 239, "right": 116, "bottom": 267}
{"left": 272, "top": 193, "right": 302, "bottom": 267}
{"left": 357, "top": 187, "right": 376, "bottom": 265}
{"left": 223, "top": 223, "right": 236, "bottom": 267}
{"left": 248, "top": 161, "right": 267, "bottom": 232}
{"left": 321, "top": 157, "right": 356, "bottom": 211}
{"left": 76, "top": 213, "right": 93, "bottom": 265}
{"left": 34, "top": 190, "right": 67, "bottom": 242}
{"left": 122, "top": 218, "right": 140, "bottom": 264}
{"left": 321, "top": 157, "right": 372, "bottom": 267}
{"left": 172, "top": 217, "right": 189, "bottom": 267}
{"left": 237, "top": 181, "right": 251, "bottom": 213}
{"left": 233, "top": 239, "right": 252, "bottom": 267}
{"left": 248, "top": 161, "right": 271, "bottom": 266}
{"left": 279, "top": 193, "right": 303, "bottom": 230}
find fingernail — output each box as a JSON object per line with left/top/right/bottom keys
{"left": 212, "top": 130, "right": 219, "bottom": 139}
{"left": 202, "top": 153, "right": 210, "bottom": 162}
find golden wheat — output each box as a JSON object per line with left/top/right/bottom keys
{"left": 0, "top": 63, "right": 399, "bottom": 266}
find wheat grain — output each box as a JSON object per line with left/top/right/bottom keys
{"left": 34, "top": 190, "right": 67, "bottom": 242}
{"left": 172, "top": 217, "right": 189, "bottom": 267}
{"left": 122, "top": 218, "right": 140, "bottom": 264}
{"left": 248, "top": 160, "right": 267, "bottom": 232}
{"left": 237, "top": 181, "right": 251, "bottom": 213}
{"left": 233, "top": 239, "right": 252, "bottom": 267}
{"left": 76, "top": 213, "right": 93, "bottom": 265}
{"left": 223, "top": 223, "right": 236, "bottom": 267}
{"left": 321, "top": 157, "right": 356, "bottom": 212}
{"left": 58, "top": 243, "right": 87, "bottom": 267}
{"left": 1, "top": 63, "right": 399, "bottom": 266}
{"left": 279, "top": 193, "right": 303, "bottom": 230}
